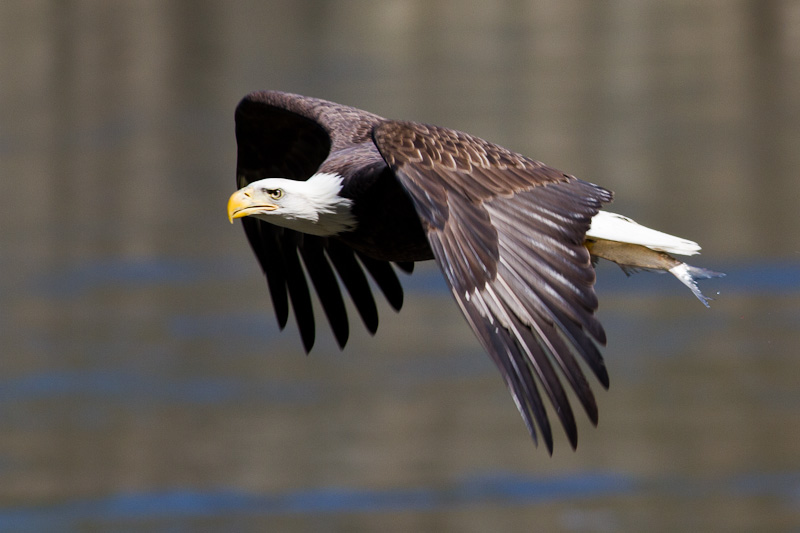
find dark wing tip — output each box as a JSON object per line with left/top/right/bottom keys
{"left": 358, "top": 253, "right": 405, "bottom": 311}
{"left": 300, "top": 328, "right": 315, "bottom": 353}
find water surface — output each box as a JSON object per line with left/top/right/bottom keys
{"left": 2, "top": 1, "right": 799, "bottom": 531}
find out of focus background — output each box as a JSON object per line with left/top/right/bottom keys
{"left": 2, "top": 1, "right": 799, "bottom": 531}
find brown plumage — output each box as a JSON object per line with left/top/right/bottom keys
{"left": 231, "top": 90, "right": 680, "bottom": 453}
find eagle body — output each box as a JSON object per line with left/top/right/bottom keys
{"left": 228, "top": 90, "right": 721, "bottom": 453}
{"left": 333, "top": 149, "right": 433, "bottom": 263}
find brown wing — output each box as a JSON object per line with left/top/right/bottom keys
{"left": 373, "top": 120, "right": 614, "bottom": 452}
{"left": 235, "top": 91, "right": 406, "bottom": 352}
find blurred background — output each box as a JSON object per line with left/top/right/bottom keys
{"left": 2, "top": 1, "right": 799, "bottom": 531}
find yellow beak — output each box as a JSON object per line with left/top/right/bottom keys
{"left": 227, "top": 188, "right": 277, "bottom": 223}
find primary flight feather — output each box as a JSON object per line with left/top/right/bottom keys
{"left": 228, "top": 91, "right": 722, "bottom": 453}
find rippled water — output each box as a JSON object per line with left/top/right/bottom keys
{"left": 2, "top": 1, "right": 800, "bottom": 531}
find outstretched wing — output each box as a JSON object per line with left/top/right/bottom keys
{"left": 373, "top": 120, "right": 614, "bottom": 452}
{"left": 235, "top": 91, "right": 406, "bottom": 351}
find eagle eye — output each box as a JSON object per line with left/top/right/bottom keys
{"left": 263, "top": 188, "right": 284, "bottom": 200}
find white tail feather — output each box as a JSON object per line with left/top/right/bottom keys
{"left": 587, "top": 211, "right": 701, "bottom": 256}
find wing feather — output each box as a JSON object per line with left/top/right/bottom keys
{"left": 357, "top": 252, "right": 404, "bottom": 311}
{"left": 373, "top": 120, "right": 613, "bottom": 450}
{"left": 242, "top": 217, "right": 289, "bottom": 329}
{"left": 457, "top": 291, "right": 552, "bottom": 448}
{"left": 493, "top": 261, "right": 599, "bottom": 425}
{"left": 298, "top": 236, "right": 349, "bottom": 348}
{"left": 281, "top": 233, "right": 316, "bottom": 352}
{"left": 325, "top": 240, "right": 379, "bottom": 334}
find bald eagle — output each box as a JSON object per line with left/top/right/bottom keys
{"left": 228, "top": 91, "right": 721, "bottom": 453}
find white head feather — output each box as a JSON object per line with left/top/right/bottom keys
{"left": 232, "top": 173, "right": 356, "bottom": 236}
